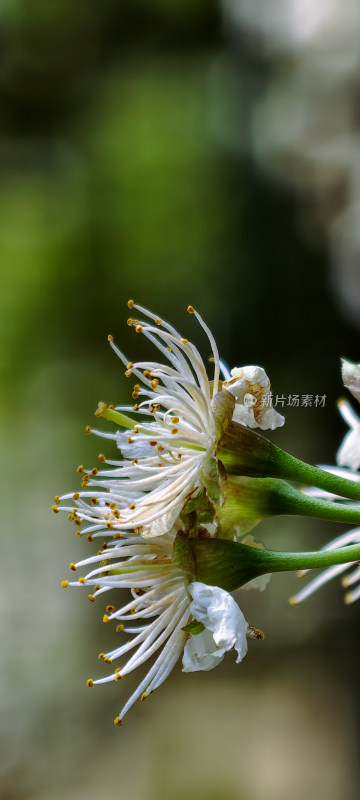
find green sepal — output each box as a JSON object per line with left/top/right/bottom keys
{"left": 179, "top": 533, "right": 360, "bottom": 593}
{"left": 182, "top": 619, "right": 205, "bottom": 635}
{"left": 182, "top": 488, "right": 215, "bottom": 524}
{"left": 202, "top": 455, "right": 227, "bottom": 507}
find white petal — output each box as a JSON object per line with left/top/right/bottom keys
{"left": 183, "top": 582, "right": 248, "bottom": 671}
{"left": 336, "top": 428, "right": 360, "bottom": 471}
{"left": 182, "top": 629, "right": 226, "bottom": 672}
{"left": 341, "top": 358, "right": 360, "bottom": 403}
{"left": 223, "top": 365, "right": 284, "bottom": 430}
{"left": 141, "top": 507, "right": 182, "bottom": 539}
{"left": 256, "top": 408, "right": 285, "bottom": 431}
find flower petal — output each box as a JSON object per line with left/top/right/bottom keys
{"left": 182, "top": 582, "right": 248, "bottom": 672}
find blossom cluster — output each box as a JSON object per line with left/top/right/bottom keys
{"left": 55, "top": 302, "right": 360, "bottom": 724}
{"left": 55, "top": 302, "right": 280, "bottom": 723}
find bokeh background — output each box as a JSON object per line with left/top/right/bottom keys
{"left": 2, "top": 1, "right": 360, "bottom": 798}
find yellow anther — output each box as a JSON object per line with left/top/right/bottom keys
{"left": 141, "top": 692, "right": 148, "bottom": 702}
{"left": 151, "top": 378, "right": 159, "bottom": 389}
{"left": 113, "top": 510, "right": 121, "bottom": 520}
{"left": 129, "top": 503, "right": 136, "bottom": 510}
{"left": 132, "top": 392, "right": 139, "bottom": 400}
{"left": 166, "top": 347, "right": 172, "bottom": 352}
{"left": 116, "top": 624, "right": 124, "bottom": 633}
{"left": 91, "top": 467, "right": 98, "bottom": 476}
{"left": 125, "top": 369, "right": 133, "bottom": 378}
{"left": 127, "top": 362, "right": 134, "bottom": 370}
{"left": 88, "top": 594, "right": 95, "bottom": 602}
{"left": 72, "top": 492, "right": 80, "bottom": 501}
{"left": 155, "top": 403, "right": 161, "bottom": 410}
{"left": 128, "top": 436, "right": 134, "bottom": 443}
{"left": 149, "top": 440, "right": 157, "bottom": 447}
{"left": 114, "top": 716, "right": 123, "bottom": 726}
{"left": 68, "top": 513, "right": 74, "bottom": 522}
{"left": 289, "top": 597, "right": 298, "bottom": 607}
{"left": 106, "top": 605, "right": 116, "bottom": 613}
{"left": 85, "top": 426, "right": 92, "bottom": 434}
{"left": 90, "top": 497, "right": 98, "bottom": 505}
{"left": 132, "top": 458, "right": 138, "bottom": 466}
{"left": 104, "top": 657, "right": 112, "bottom": 664}
{"left": 79, "top": 577, "right": 86, "bottom": 585}
{"left": 127, "top": 299, "right": 134, "bottom": 309}
{"left": 158, "top": 445, "right": 164, "bottom": 452}
{"left": 155, "top": 318, "right": 162, "bottom": 326}
{"left": 76, "top": 531, "right": 83, "bottom": 538}
{"left": 134, "top": 527, "right": 141, "bottom": 534}
{"left": 69, "top": 563, "right": 77, "bottom": 571}
{"left": 106, "top": 522, "right": 113, "bottom": 530}
{"left": 171, "top": 416, "right": 179, "bottom": 424}
{"left": 143, "top": 370, "right": 151, "bottom": 379}
{"left": 187, "top": 305, "right": 195, "bottom": 314}
{"left": 133, "top": 383, "right": 140, "bottom": 392}
{"left": 135, "top": 325, "right": 142, "bottom": 333}
{"left": 133, "top": 427, "right": 139, "bottom": 434}
{"left": 102, "top": 541, "right": 108, "bottom": 549}
{"left": 98, "top": 453, "right": 106, "bottom": 463}
{"left": 52, "top": 504, "right": 59, "bottom": 514}
{"left": 127, "top": 317, "right": 133, "bottom": 326}
{"left": 81, "top": 480, "right": 88, "bottom": 489}
{"left": 115, "top": 673, "right": 123, "bottom": 681}
{"left": 209, "top": 356, "right": 215, "bottom": 363}
{"left": 77, "top": 465, "right": 84, "bottom": 474}
{"left": 108, "top": 404, "right": 115, "bottom": 410}
{"left": 54, "top": 495, "right": 60, "bottom": 504}
{"left": 113, "top": 531, "right": 121, "bottom": 539}
{"left": 171, "top": 427, "right": 178, "bottom": 435}
{"left": 74, "top": 519, "right": 82, "bottom": 526}
{"left": 61, "top": 580, "right": 69, "bottom": 589}
{"left": 87, "top": 679, "right": 94, "bottom": 688}
{"left": 103, "top": 614, "right": 109, "bottom": 623}
{"left": 149, "top": 406, "right": 154, "bottom": 413}
{"left": 98, "top": 653, "right": 105, "bottom": 660}
{"left": 107, "top": 334, "right": 114, "bottom": 342}
{"left": 95, "top": 402, "right": 107, "bottom": 418}
{"left": 180, "top": 338, "right": 188, "bottom": 345}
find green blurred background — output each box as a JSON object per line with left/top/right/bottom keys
{"left": 2, "top": 2, "right": 360, "bottom": 798}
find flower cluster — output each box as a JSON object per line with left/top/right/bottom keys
{"left": 56, "top": 301, "right": 278, "bottom": 723}
{"left": 56, "top": 303, "right": 360, "bottom": 724}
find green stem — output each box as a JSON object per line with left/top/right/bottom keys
{"left": 218, "top": 421, "right": 360, "bottom": 501}
{"left": 218, "top": 475, "right": 360, "bottom": 530}
{"left": 179, "top": 532, "right": 360, "bottom": 593}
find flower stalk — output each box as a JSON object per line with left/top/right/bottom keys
{"left": 173, "top": 531, "right": 360, "bottom": 593}
{"left": 218, "top": 420, "right": 360, "bottom": 501}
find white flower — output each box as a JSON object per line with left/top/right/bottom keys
{"left": 63, "top": 530, "right": 253, "bottom": 723}
{"left": 290, "top": 527, "right": 360, "bottom": 606}
{"left": 182, "top": 581, "right": 248, "bottom": 671}
{"left": 55, "top": 301, "right": 282, "bottom": 540}
{"left": 222, "top": 365, "right": 285, "bottom": 431}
